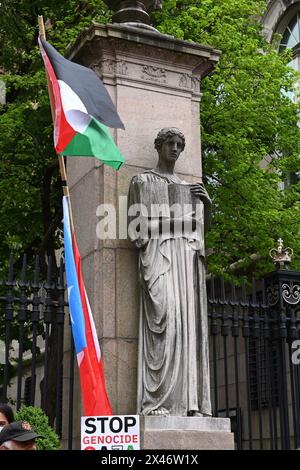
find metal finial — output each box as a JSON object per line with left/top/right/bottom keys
{"left": 104, "top": 1, "right": 163, "bottom": 25}
{"left": 269, "top": 238, "right": 293, "bottom": 269}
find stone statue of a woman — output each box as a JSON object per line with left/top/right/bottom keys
{"left": 128, "top": 127, "right": 212, "bottom": 417}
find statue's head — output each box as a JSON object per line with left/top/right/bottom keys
{"left": 154, "top": 128, "right": 186, "bottom": 152}
{"left": 154, "top": 127, "right": 186, "bottom": 164}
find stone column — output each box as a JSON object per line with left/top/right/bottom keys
{"left": 65, "top": 22, "right": 226, "bottom": 446}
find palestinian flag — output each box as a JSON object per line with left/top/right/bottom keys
{"left": 39, "top": 38, "right": 125, "bottom": 170}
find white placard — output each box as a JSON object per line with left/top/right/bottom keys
{"left": 81, "top": 415, "right": 140, "bottom": 450}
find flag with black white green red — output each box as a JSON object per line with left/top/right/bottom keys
{"left": 38, "top": 38, "right": 125, "bottom": 170}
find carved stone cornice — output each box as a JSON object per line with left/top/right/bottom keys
{"left": 67, "top": 23, "right": 221, "bottom": 81}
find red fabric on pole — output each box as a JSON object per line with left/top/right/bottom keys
{"left": 72, "top": 231, "right": 112, "bottom": 416}
{"left": 39, "top": 38, "right": 76, "bottom": 153}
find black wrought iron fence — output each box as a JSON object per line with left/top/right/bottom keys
{"left": 208, "top": 273, "right": 300, "bottom": 450}
{"left": 1, "top": 253, "right": 300, "bottom": 450}
{"left": 0, "top": 254, "right": 75, "bottom": 448}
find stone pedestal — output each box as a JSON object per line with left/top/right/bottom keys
{"left": 141, "top": 416, "right": 234, "bottom": 450}
{"left": 65, "top": 22, "right": 220, "bottom": 428}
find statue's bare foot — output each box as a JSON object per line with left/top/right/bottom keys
{"left": 149, "top": 407, "right": 169, "bottom": 416}
{"left": 189, "top": 410, "right": 212, "bottom": 417}
{"left": 189, "top": 410, "right": 204, "bottom": 417}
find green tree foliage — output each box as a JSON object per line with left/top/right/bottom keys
{"left": 153, "top": 0, "right": 300, "bottom": 277}
{"left": 16, "top": 405, "right": 61, "bottom": 450}
{"left": 0, "top": 0, "right": 299, "bottom": 278}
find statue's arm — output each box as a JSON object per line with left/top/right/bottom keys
{"left": 127, "top": 177, "right": 149, "bottom": 248}
{"left": 190, "top": 182, "right": 212, "bottom": 234}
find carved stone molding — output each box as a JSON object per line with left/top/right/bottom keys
{"left": 178, "top": 73, "right": 200, "bottom": 93}
{"left": 178, "top": 73, "right": 191, "bottom": 88}
{"left": 116, "top": 60, "right": 128, "bottom": 75}
{"left": 141, "top": 65, "right": 167, "bottom": 83}
{"left": 191, "top": 76, "right": 200, "bottom": 93}
{"left": 102, "top": 59, "right": 116, "bottom": 75}
{"left": 91, "top": 59, "right": 128, "bottom": 77}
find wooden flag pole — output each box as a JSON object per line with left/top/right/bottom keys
{"left": 38, "top": 15, "right": 75, "bottom": 232}
{"left": 38, "top": 16, "right": 106, "bottom": 406}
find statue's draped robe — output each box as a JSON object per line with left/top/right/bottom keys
{"left": 128, "top": 170, "right": 211, "bottom": 416}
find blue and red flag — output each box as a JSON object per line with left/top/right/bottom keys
{"left": 63, "top": 196, "right": 112, "bottom": 416}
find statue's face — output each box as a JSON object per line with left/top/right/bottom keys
{"left": 159, "top": 135, "right": 184, "bottom": 164}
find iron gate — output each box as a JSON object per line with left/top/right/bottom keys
{"left": 1, "top": 254, "right": 300, "bottom": 450}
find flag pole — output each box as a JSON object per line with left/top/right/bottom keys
{"left": 38, "top": 15, "right": 75, "bottom": 232}
{"left": 38, "top": 17, "right": 113, "bottom": 415}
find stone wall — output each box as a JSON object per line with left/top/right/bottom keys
{"left": 65, "top": 23, "right": 220, "bottom": 427}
